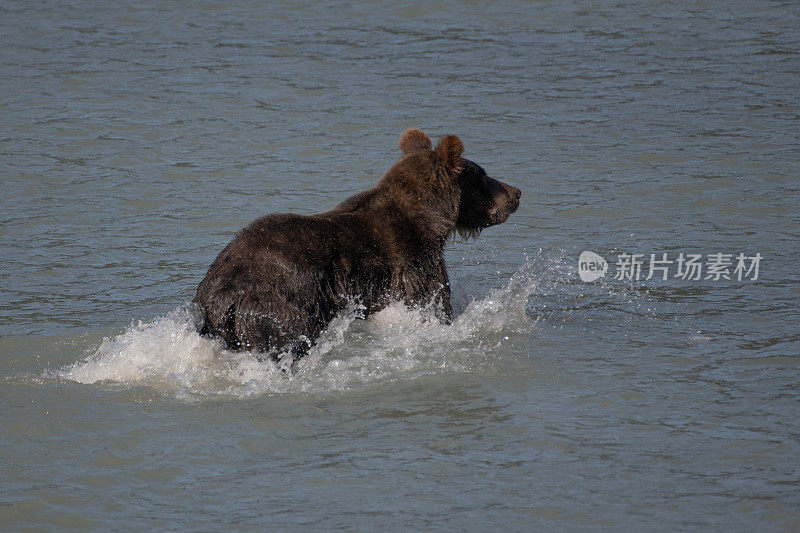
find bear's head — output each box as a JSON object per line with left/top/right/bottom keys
{"left": 454, "top": 157, "right": 521, "bottom": 238}
{"left": 395, "top": 129, "right": 520, "bottom": 239}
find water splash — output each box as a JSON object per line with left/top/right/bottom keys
{"left": 54, "top": 257, "right": 547, "bottom": 399}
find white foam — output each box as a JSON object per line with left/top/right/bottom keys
{"left": 55, "top": 258, "right": 545, "bottom": 399}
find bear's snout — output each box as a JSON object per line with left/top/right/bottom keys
{"left": 487, "top": 182, "right": 520, "bottom": 226}
{"left": 499, "top": 183, "right": 521, "bottom": 216}
{"left": 506, "top": 185, "right": 521, "bottom": 210}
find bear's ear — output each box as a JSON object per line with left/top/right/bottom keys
{"left": 435, "top": 134, "right": 464, "bottom": 172}
{"left": 398, "top": 128, "right": 432, "bottom": 154}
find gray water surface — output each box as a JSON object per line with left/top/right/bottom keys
{"left": 2, "top": 0, "right": 799, "bottom": 530}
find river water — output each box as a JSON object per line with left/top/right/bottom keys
{"left": 2, "top": 0, "right": 799, "bottom": 530}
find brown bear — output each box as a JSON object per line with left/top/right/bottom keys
{"left": 193, "top": 129, "right": 520, "bottom": 365}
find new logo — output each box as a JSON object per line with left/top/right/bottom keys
{"left": 578, "top": 251, "right": 608, "bottom": 282}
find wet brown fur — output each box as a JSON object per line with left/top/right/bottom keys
{"left": 193, "top": 129, "right": 521, "bottom": 364}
